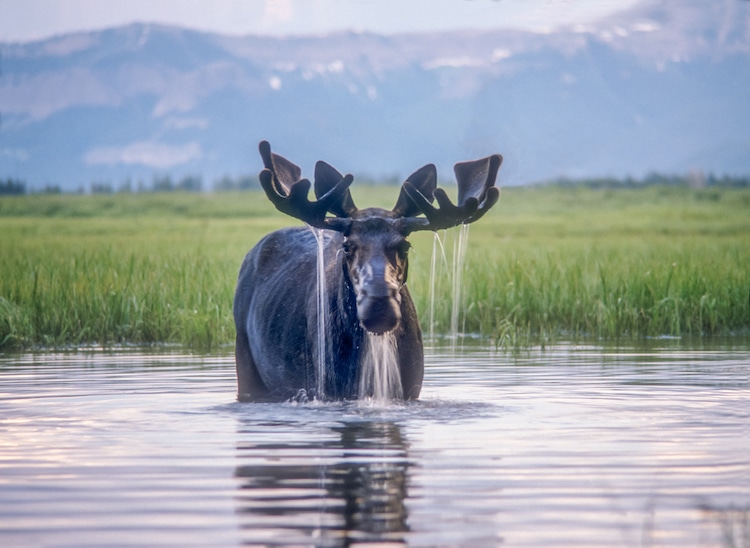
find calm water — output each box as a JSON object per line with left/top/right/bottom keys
{"left": 1, "top": 343, "right": 748, "bottom": 547}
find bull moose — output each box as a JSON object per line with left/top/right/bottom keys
{"left": 234, "top": 141, "right": 501, "bottom": 402}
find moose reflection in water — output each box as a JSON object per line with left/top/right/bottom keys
{"left": 234, "top": 141, "right": 501, "bottom": 402}
{"left": 235, "top": 419, "right": 411, "bottom": 546}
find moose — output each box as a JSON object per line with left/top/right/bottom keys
{"left": 233, "top": 141, "right": 502, "bottom": 402}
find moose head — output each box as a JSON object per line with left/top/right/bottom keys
{"left": 257, "top": 140, "right": 502, "bottom": 336}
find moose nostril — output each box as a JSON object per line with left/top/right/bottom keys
{"left": 357, "top": 285, "right": 401, "bottom": 305}
{"left": 358, "top": 297, "right": 402, "bottom": 334}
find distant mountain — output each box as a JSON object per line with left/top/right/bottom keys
{"left": 1, "top": 0, "right": 749, "bottom": 190}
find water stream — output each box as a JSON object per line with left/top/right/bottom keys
{"left": 429, "top": 231, "right": 448, "bottom": 342}
{"left": 309, "top": 225, "right": 329, "bottom": 400}
{"left": 358, "top": 332, "right": 403, "bottom": 401}
{"left": 428, "top": 224, "right": 472, "bottom": 346}
{"left": 450, "top": 223, "right": 471, "bottom": 346}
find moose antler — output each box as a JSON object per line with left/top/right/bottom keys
{"left": 401, "top": 154, "right": 502, "bottom": 232}
{"left": 313, "top": 159, "right": 358, "bottom": 218}
{"left": 257, "top": 141, "right": 501, "bottom": 235}
{"left": 258, "top": 141, "right": 353, "bottom": 230}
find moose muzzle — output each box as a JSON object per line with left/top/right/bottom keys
{"left": 355, "top": 261, "right": 402, "bottom": 334}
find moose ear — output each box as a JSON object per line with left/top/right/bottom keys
{"left": 314, "top": 161, "right": 357, "bottom": 217}
{"left": 393, "top": 163, "right": 437, "bottom": 217}
{"left": 454, "top": 154, "right": 502, "bottom": 207}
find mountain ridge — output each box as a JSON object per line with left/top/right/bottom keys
{"left": 1, "top": 0, "right": 749, "bottom": 189}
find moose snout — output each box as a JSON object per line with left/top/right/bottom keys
{"left": 356, "top": 283, "right": 402, "bottom": 334}
{"left": 352, "top": 257, "right": 404, "bottom": 334}
{"left": 358, "top": 295, "right": 402, "bottom": 334}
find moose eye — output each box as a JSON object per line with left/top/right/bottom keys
{"left": 396, "top": 240, "right": 411, "bottom": 259}
{"left": 342, "top": 240, "right": 356, "bottom": 256}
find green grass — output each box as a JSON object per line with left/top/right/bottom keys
{"left": 1, "top": 186, "right": 749, "bottom": 351}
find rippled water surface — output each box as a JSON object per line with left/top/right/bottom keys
{"left": 1, "top": 343, "right": 748, "bottom": 547}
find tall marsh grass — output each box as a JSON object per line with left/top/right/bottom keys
{"left": 1, "top": 225, "right": 237, "bottom": 350}
{"left": 406, "top": 184, "right": 750, "bottom": 346}
{"left": 418, "top": 240, "right": 749, "bottom": 346}
{"left": 1, "top": 186, "right": 749, "bottom": 351}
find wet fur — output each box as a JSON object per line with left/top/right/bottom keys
{"left": 234, "top": 227, "right": 423, "bottom": 402}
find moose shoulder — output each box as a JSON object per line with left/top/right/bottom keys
{"left": 233, "top": 141, "right": 502, "bottom": 402}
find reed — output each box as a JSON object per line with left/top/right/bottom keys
{"left": 1, "top": 186, "right": 749, "bottom": 351}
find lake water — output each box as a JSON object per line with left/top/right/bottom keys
{"left": 1, "top": 342, "right": 748, "bottom": 547}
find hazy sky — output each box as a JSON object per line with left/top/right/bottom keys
{"left": 1, "top": 0, "right": 644, "bottom": 42}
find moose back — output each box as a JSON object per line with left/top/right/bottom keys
{"left": 234, "top": 141, "right": 501, "bottom": 402}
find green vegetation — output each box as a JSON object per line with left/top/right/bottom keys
{"left": 1, "top": 185, "right": 749, "bottom": 351}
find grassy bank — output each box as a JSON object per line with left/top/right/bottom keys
{"left": 1, "top": 185, "right": 749, "bottom": 351}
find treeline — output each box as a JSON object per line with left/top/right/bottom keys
{"left": 3, "top": 171, "right": 750, "bottom": 196}
{"left": 0, "top": 178, "right": 30, "bottom": 195}
{"left": 0, "top": 174, "right": 260, "bottom": 196}
{"left": 546, "top": 171, "right": 750, "bottom": 189}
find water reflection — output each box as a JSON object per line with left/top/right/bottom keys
{"left": 700, "top": 504, "right": 750, "bottom": 548}
{"left": 235, "top": 413, "right": 411, "bottom": 546}
{"left": 1, "top": 345, "right": 747, "bottom": 547}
